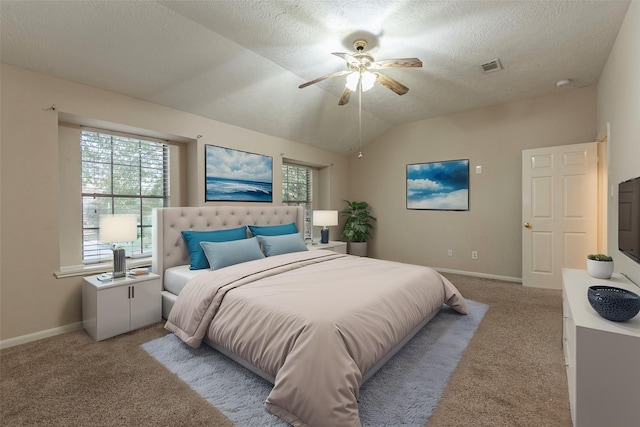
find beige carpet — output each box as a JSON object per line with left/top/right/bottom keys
{"left": 430, "top": 274, "right": 571, "bottom": 427}
{"left": 0, "top": 273, "right": 571, "bottom": 426}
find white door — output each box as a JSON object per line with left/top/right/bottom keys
{"left": 522, "top": 142, "right": 598, "bottom": 289}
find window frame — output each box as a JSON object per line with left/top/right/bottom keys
{"left": 80, "top": 128, "right": 169, "bottom": 263}
{"left": 282, "top": 163, "right": 313, "bottom": 240}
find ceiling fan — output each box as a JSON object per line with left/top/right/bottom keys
{"left": 298, "top": 39, "right": 422, "bottom": 105}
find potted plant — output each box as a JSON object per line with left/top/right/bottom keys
{"left": 340, "top": 200, "right": 376, "bottom": 256}
{"left": 587, "top": 253, "right": 614, "bottom": 279}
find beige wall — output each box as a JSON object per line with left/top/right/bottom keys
{"left": 597, "top": 1, "right": 640, "bottom": 285}
{"left": 0, "top": 64, "right": 348, "bottom": 342}
{"left": 347, "top": 86, "right": 598, "bottom": 280}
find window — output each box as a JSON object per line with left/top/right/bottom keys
{"left": 81, "top": 128, "right": 168, "bottom": 262}
{"left": 282, "top": 164, "right": 312, "bottom": 239}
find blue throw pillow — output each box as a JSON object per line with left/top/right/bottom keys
{"left": 181, "top": 226, "right": 248, "bottom": 270}
{"left": 257, "top": 233, "right": 308, "bottom": 257}
{"left": 248, "top": 222, "right": 298, "bottom": 237}
{"left": 200, "top": 237, "right": 265, "bottom": 270}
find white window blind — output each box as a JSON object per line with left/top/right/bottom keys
{"left": 282, "top": 163, "right": 312, "bottom": 239}
{"left": 81, "top": 128, "right": 168, "bottom": 262}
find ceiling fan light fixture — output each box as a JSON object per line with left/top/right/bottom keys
{"left": 345, "top": 70, "right": 376, "bottom": 92}
{"left": 361, "top": 71, "right": 376, "bottom": 92}
{"left": 345, "top": 72, "right": 359, "bottom": 91}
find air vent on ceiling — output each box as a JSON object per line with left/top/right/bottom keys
{"left": 481, "top": 58, "right": 503, "bottom": 73}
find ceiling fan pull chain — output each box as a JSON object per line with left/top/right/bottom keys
{"left": 358, "top": 82, "right": 363, "bottom": 159}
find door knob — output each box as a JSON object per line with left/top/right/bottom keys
{"left": 524, "top": 222, "right": 532, "bottom": 229}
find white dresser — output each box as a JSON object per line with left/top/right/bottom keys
{"left": 562, "top": 268, "right": 640, "bottom": 427}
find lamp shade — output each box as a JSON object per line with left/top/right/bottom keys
{"left": 313, "top": 210, "right": 338, "bottom": 227}
{"left": 99, "top": 214, "right": 137, "bottom": 243}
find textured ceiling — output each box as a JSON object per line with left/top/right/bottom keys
{"left": 0, "top": 1, "right": 630, "bottom": 154}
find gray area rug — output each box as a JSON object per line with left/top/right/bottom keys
{"left": 142, "top": 300, "right": 487, "bottom": 426}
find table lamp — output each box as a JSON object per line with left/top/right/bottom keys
{"left": 313, "top": 210, "right": 338, "bottom": 244}
{"left": 99, "top": 214, "right": 137, "bottom": 279}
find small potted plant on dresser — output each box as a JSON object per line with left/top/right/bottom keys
{"left": 340, "top": 200, "right": 376, "bottom": 257}
{"left": 586, "top": 253, "right": 614, "bottom": 279}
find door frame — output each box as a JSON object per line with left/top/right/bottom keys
{"left": 522, "top": 142, "right": 599, "bottom": 288}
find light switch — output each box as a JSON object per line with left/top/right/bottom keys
{"left": 476, "top": 165, "right": 482, "bottom": 174}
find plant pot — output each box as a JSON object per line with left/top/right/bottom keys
{"left": 587, "top": 259, "right": 614, "bottom": 279}
{"left": 347, "top": 242, "right": 368, "bottom": 257}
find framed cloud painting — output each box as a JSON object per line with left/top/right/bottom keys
{"left": 406, "top": 159, "right": 469, "bottom": 210}
{"left": 205, "top": 145, "right": 273, "bottom": 202}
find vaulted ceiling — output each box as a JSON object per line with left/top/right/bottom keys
{"left": 0, "top": 1, "right": 630, "bottom": 154}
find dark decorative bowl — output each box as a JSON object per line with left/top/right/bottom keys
{"left": 587, "top": 286, "right": 640, "bottom": 322}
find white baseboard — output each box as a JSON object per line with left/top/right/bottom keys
{"left": 434, "top": 267, "right": 522, "bottom": 283}
{"left": 0, "top": 321, "right": 84, "bottom": 350}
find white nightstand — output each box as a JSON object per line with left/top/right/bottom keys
{"left": 82, "top": 272, "right": 162, "bottom": 341}
{"left": 306, "top": 240, "right": 347, "bottom": 254}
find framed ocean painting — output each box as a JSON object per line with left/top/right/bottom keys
{"left": 406, "top": 159, "right": 469, "bottom": 210}
{"left": 205, "top": 145, "right": 273, "bottom": 202}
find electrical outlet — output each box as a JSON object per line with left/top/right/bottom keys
{"left": 448, "top": 249, "right": 453, "bottom": 257}
{"left": 471, "top": 251, "right": 478, "bottom": 259}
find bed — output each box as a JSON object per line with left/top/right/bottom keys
{"left": 152, "top": 206, "right": 468, "bottom": 427}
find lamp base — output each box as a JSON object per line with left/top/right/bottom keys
{"left": 320, "top": 228, "right": 329, "bottom": 244}
{"left": 112, "top": 247, "right": 127, "bottom": 278}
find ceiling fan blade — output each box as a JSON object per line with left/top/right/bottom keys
{"left": 370, "top": 58, "right": 423, "bottom": 69}
{"left": 374, "top": 72, "right": 409, "bottom": 96}
{"left": 338, "top": 88, "right": 352, "bottom": 106}
{"left": 298, "top": 70, "right": 351, "bottom": 89}
{"left": 332, "top": 52, "right": 360, "bottom": 67}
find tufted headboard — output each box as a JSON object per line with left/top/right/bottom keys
{"left": 152, "top": 205, "right": 305, "bottom": 276}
